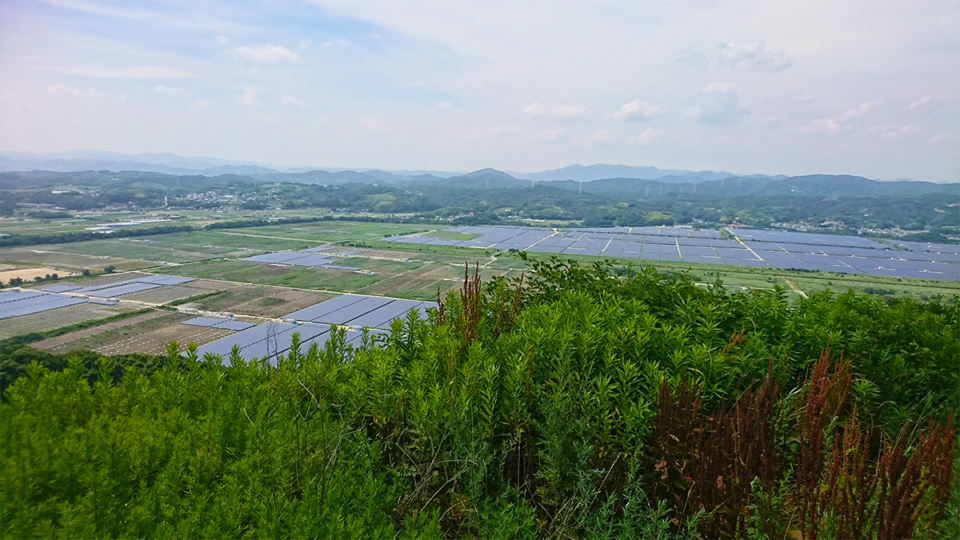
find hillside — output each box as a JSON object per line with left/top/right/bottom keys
{"left": 1, "top": 261, "right": 956, "bottom": 538}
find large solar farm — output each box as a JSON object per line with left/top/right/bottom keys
{"left": 1, "top": 219, "right": 958, "bottom": 361}
{"left": 388, "top": 226, "right": 960, "bottom": 281}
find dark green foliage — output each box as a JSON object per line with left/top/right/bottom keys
{"left": 1, "top": 260, "right": 956, "bottom": 538}
{"left": 0, "top": 225, "right": 195, "bottom": 248}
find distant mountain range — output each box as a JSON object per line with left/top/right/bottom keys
{"left": 0, "top": 150, "right": 803, "bottom": 183}
{"left": 2, "top": 151, "right": 957, "bottom": 198}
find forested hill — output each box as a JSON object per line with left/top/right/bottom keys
{"left": 4, "top": 168, "right": 957, "bottom": 198}
{"left": 543, "top": 174, "right": 959, "bottom": 199}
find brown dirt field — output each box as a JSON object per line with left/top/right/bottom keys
{"left": 31, "top": 310, "right": 168, "bottom": 351}
{"left": 230, "top": 288, "right": 333, "bottom": 318}
{"left": 340, "top": 248, "right": 421, "bottom": 260}
{"left": 417, "top": 265, "right": 464, "bottom": 280}
{"left": 182, "top": 279, "right": 241, "bottom": 290}
{"left": 191, "top": 284, "right": 332, "bottom": 318}
{"left": 0, "top": 267, "right": 78, "bottom": 282}
{"left": 38, "top": 312, "right": 234, "bottom": 356}
{"left": 94, "top": 324, "right": 235, "bottom": 356}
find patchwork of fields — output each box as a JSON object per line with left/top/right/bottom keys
{"left": 2, "top": 220, "right": 958, "bottom": 359}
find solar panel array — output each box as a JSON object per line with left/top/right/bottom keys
{"left": 732, "top": 228, "right": 960, "bottom": 281}
{"left": 2, "top": 275, "right": 197, "bottom": 319}
{"left": 241, "top": 250, "right": 360, "bottom": 270}
{"left": 386, "top": 225, "right": 725, "bottom": 261}
{"left": 0, "top": 289, "right": 109, "bottom": 319}
{"left": 182, "top": 317, "right": 257, "bottom": 331}
{"left": 385, "top": 225, "right": 959, "bottom": 281}
{"left": 193, "top": 294, "right": 433, "bottom": 363}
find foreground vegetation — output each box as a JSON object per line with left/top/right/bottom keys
{"left": 2, "top": 259, "right": 957, "bottom": 538}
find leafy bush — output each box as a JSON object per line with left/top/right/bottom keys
{"left": 1, "top": 259, "right": 956, "bottom": 538}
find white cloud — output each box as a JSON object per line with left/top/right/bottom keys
{"left": 191, "top": 101, "right": 209, "bottom": 110}
{"left": 685, "top": 82, "right": 748, "bottom": 125}
{"left": 437, "top": 101, "right": 453, "bottom": 109}
{"left": 905, "top": 96, "right": 937, "bottom": 114}
{"left": 215, "top": 36, "right": 229, "bottom": 45}
{"left": 611, "top": 99, "right": 664, "bottom": 121}
{"left": 675, "top": 51, "right": 709, "bottom": 69}
{"left": 801, "top": 101, "right": 881, "bottom": 135}
{"left": 762, "top": 116, "right": 782, "bottom": 125}
{"left": 928, "top": 131, "right": 955, "bottom": 144}
{"left": 865, "top": 124, "right": 920, "bottom": 140}
{"left": 523, "top": 101, "right": 587, "bottom": 120}
{"left": 117, "top": 93, "right": 127, "bottom": 103}
{"left": 533, "top": 128, "right": 567, "bottom": 143}
{"left": 237, "top": 87, "right": 259, "bottom": 106}
{"left": 838, "top": 101, "right": 880, "bottom": 122}
{"left": 46, "top": 84, "right": 104, "bottom": 99}
{"left": 154, "top": 85, "right": 185, "bottom": 95}
{"left": 718, "top": 41, "right": 792, "bottom": 71}
{"left": 631, "top": 128, "right": 664, "bottom": 145}
{"left": 280, "top": 95, "right": 306, "bottom": 108}
{"left": 882, "top": 124, "right": 919, "bottom": 140}
{"left": 225, "top": 44, "right": 300, "bottom": 63}
{"left": 791, "top": 95, "right": 817, "bottom": 104}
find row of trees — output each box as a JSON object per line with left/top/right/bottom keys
{"left": 1, "top": 259, "right": 957, "bottom": 538}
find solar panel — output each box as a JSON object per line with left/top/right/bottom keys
{"left": 286, "top": 254, "right": 335, "bottom": 267}
{"left": 136, "top": 275, "right": 194, "bottom": 286}
{"left": 0, "top": 290, "right": 46, "bottom": 304}
{"left": 348, "top": 299, "right": 423, "bottom": 329}
{"left": 37, "top": 284, "right": 82, "bottom": 293}
{"left": 75, "top": 279, "right": 143, "bottom": 293}
{"left": 182, "top": 317, "right": 225, "bottom": 327}
{"left": 0, "top": 296, "right": 86, "bottom": 319}
{"left": 324, "top": 296, "right": 395, "bottom": 324}
{"left": 86, "top": 282, "right": 160, "bottom": 298}
{"left": 283, "top": 294, "right": 366, "bottom": 321}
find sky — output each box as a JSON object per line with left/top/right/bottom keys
{"left": 1, "top": 0, "right": 958, "bottom": 181}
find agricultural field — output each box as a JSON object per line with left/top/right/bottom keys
{"left": 32, "top": 312, "right": 236, "bottom": 356}
{"left": 1, "top": 220, "right": 957, "bottom": 363}
{"left": 0, "top": 302, "right": 138, "bottom": 339}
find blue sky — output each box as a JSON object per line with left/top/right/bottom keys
{"left": 1, "top": 0, "right": 958, "bottom": 180}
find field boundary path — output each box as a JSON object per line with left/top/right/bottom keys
{"left": 784, "top": 279, "right": 808, "bottom": 298}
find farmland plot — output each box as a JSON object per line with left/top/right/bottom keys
{"left": 120, "top": 285, "right": 209, "bottom": 305}
{"left": 39, "top": 312, "right": 234, "bottom": 356}
{"left": 0, "top": 302, "right": 134, "bottom": 339}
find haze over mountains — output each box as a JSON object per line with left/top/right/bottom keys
{"left": 1, "top": 152, "right": 957, "bottom": 200}
{"left": 0, "top": 150, "right": 826, "bottom": 183}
